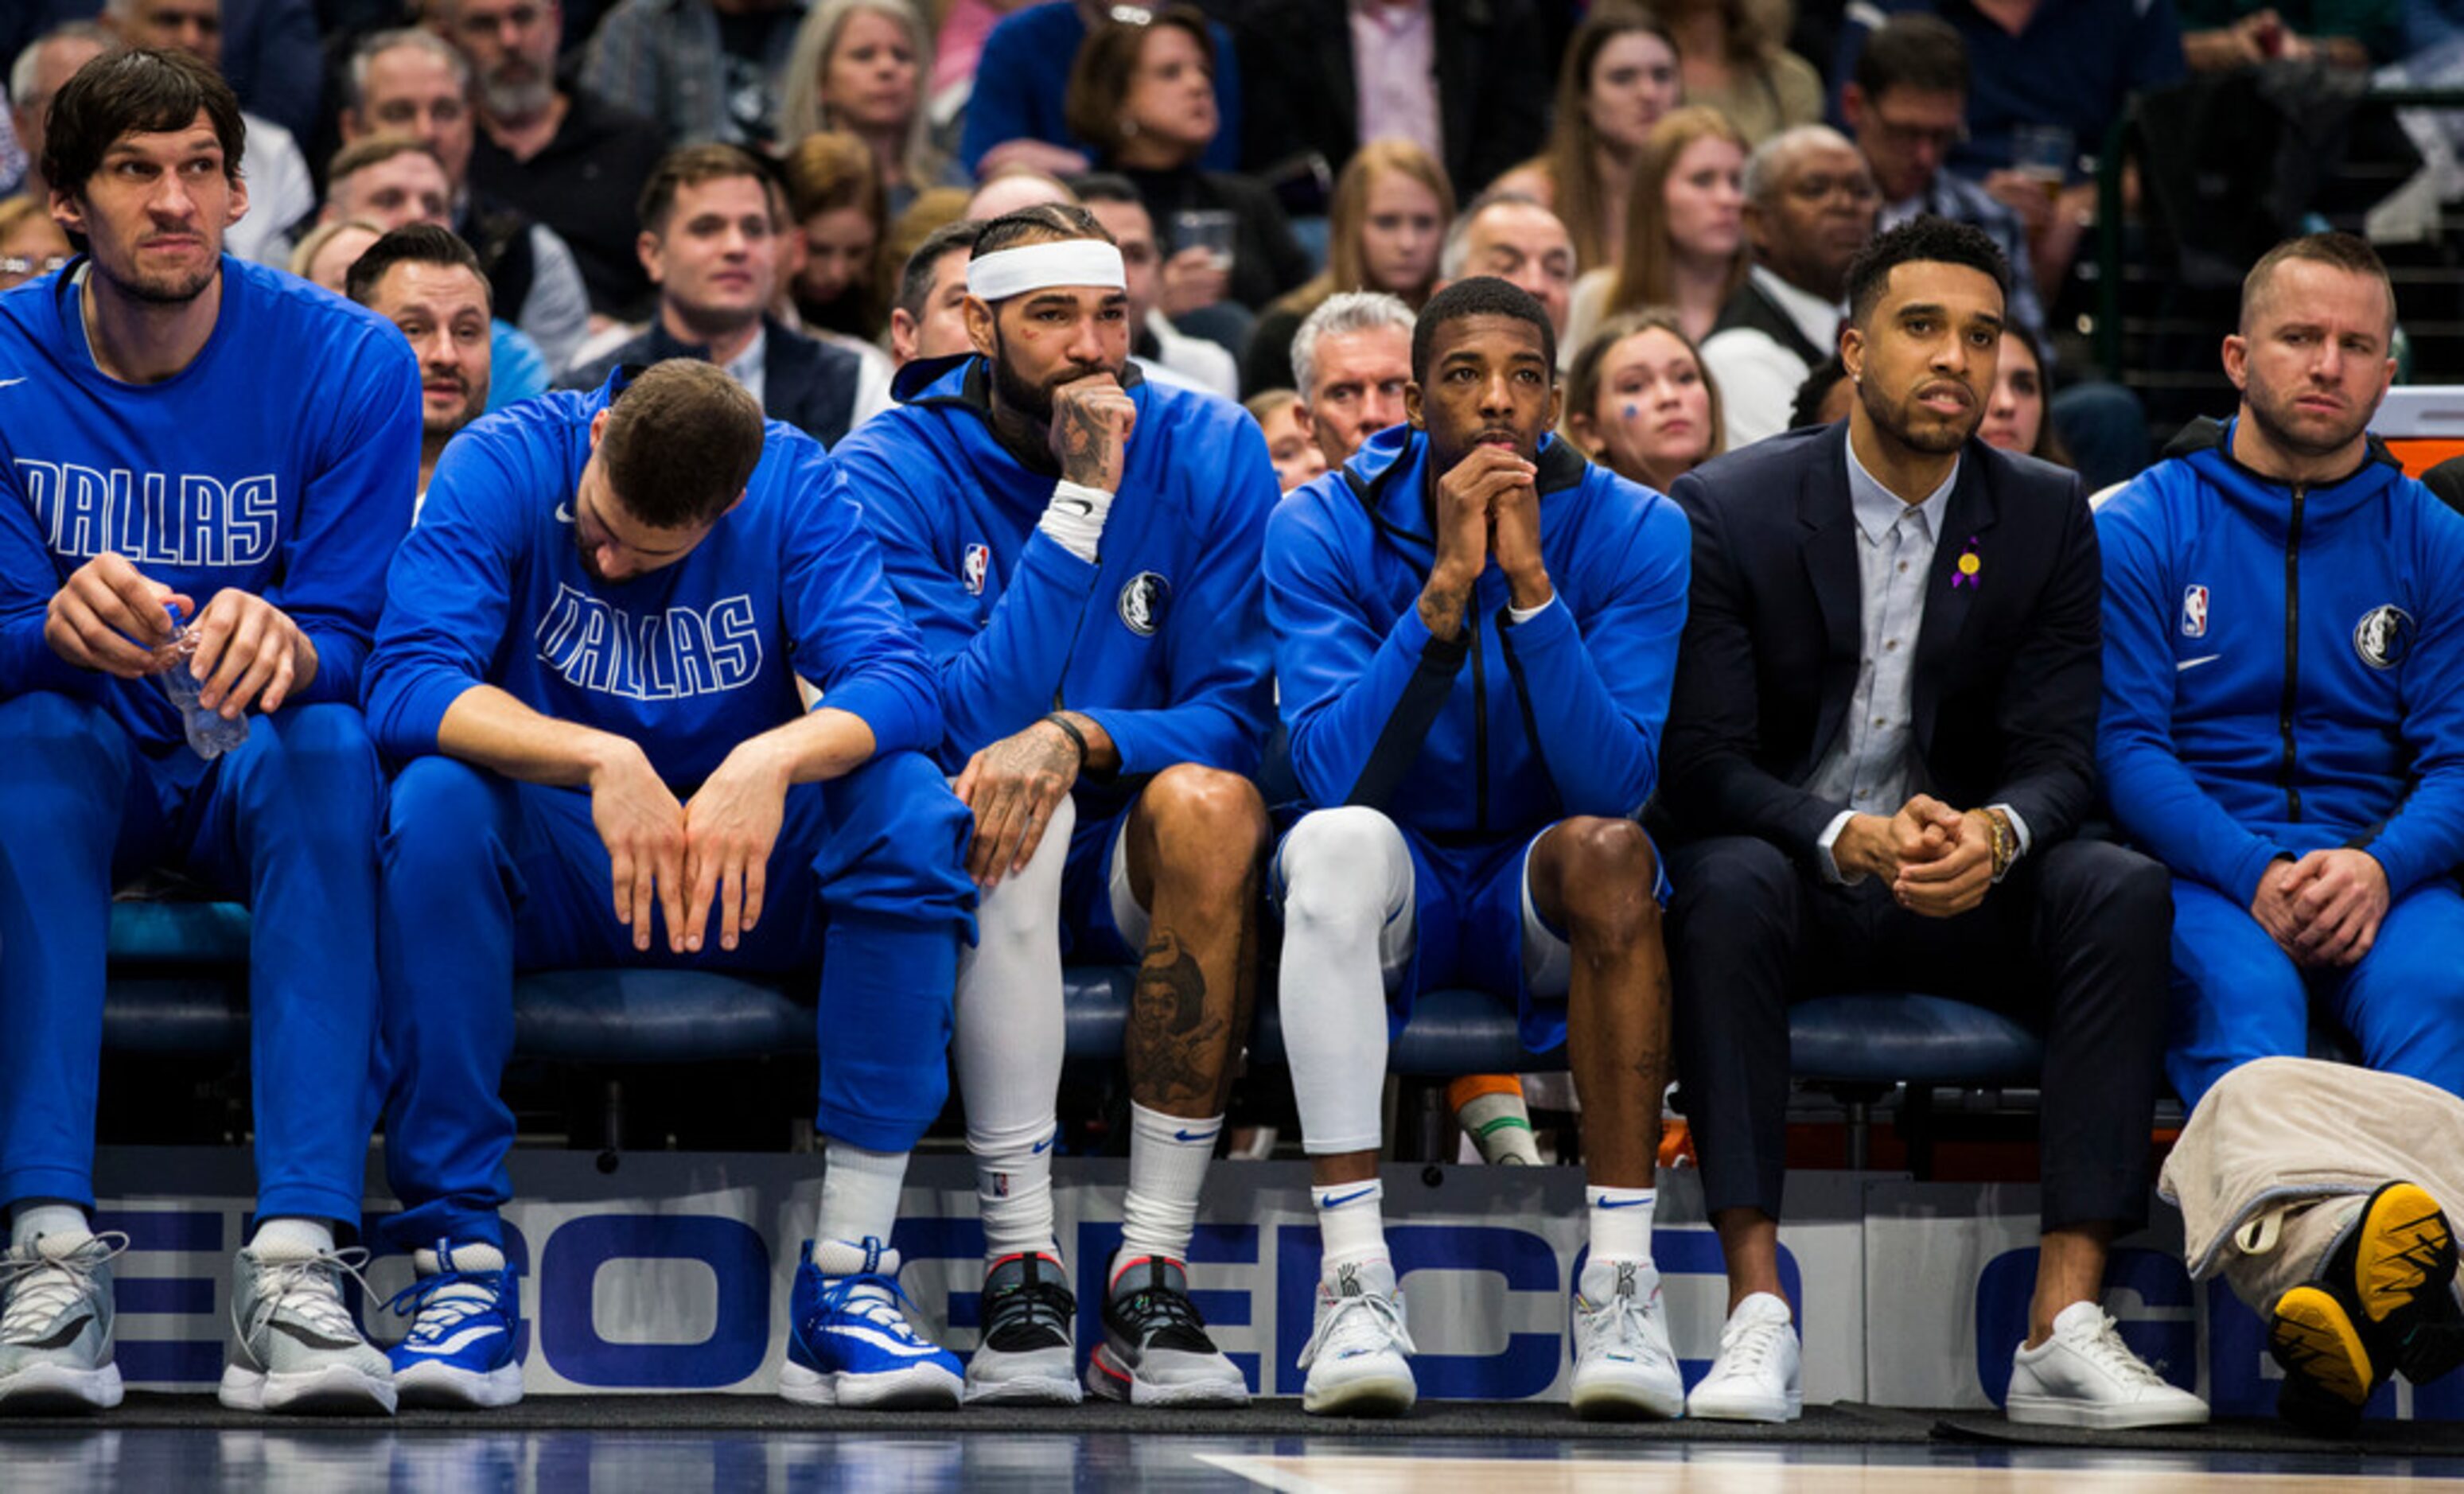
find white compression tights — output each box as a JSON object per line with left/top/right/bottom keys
{"left": 1275, "top": 807, "right": 1416, "bottom": 1157}
{"left": 954, "top": 792, "right": 1078, "bottom": 1259}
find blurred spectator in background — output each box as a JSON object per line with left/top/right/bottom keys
{"left": 1233, "top": 0, "right": 1549, "bottom": 203}
{"left": 2181, "top": 2, "right": 2398, "bottom": 68}
{"left": 960, "top": 0, "right": 1242, "bottom": 181}
{"left": 1979, "top": 322, "right": 2073, "bottom": 467}
{"left": 1662, "top": 0, "right": 1823, "bottom": 145}
{"left": 427, "top": 0, "right": 666, "bottom": 321}
{"left": 1288, "top": 290, "right": 1414, "bottom": 473}
{"left": 220, "top": 0, "right": 321, "bottom": 141}
{"left": 1566, "top": 107, "right": 1750, "bottom": 356}
{"left": 583, "top": 0, "right": 802, "bottom": 150}
{"left": 290, "top": 216, "right": 383, "bottom": 290}
{"left": 345, "top": 223, "right": 496, "bottom": 500}
{"left": 1243, "top": 138, "right": 1452, "bottom": 398}
{"left": 884, "top": 213, "right": 977, "bottom": 368}
{"left": 561, "top": 143, "right": 885, "bottom": 443}
{"left": 1788, "top": 350, "right": 1853, "bottom": 427}
{"left": 10, "top": 26, "right": 111, "bottom": 204}
{"left": 1699, "top": 124, "right": 1875, "bottom": 449}
{"left": 1563, "top": 307, "right": 1724, "bottom": 492}
{"left": 1495, "top": 2, "right": 1684, "bottom": 272}
{"left": 964, "top": 162, "right": 1071, "bottom": 220}
{"left": 1434, "top": 192, "right": 1578, "bottom": 354}
{"left": 779, "top": 130, "right": 888, "bottom": 339}
{"left": 0, "top": 193, "right": 71, "bottom": 291}
{"left": 779, "top": 0, "right": 951, "bottom": 215}
{"left": 343, "top": 28, "right": 592, "bottom": 372}
{"left": 102, "top": 0, "right": 316, "bottom": 263}
{"left": 1064, "top": 5, "right": 1309, "bottom": 330}
{"left": 1072, "top": 172, "right": 1240, "bottom": 399}
{"left": 1248, "top": 388, "right": 1329, "bottom": 492}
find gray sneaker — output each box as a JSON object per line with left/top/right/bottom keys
{"left": 218, "top": 1244, "right": 396, "bottom": 1414}
{"left": 0, "top": 1230, "right": 127, "bottom": 1413}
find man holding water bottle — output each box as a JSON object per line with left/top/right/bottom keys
{"left": 0, "top": 49, "right": 419, "bottom": 1414}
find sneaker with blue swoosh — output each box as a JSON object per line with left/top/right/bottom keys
{"left": 386, "top": 1241, "right": 522, "bottom": 1409}
{"left": 782, "top": 1239, "right": 962, "bottom": 1410}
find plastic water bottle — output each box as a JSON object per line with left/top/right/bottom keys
{"left": 156, "top": 606, "right": 250, "bottom": 761}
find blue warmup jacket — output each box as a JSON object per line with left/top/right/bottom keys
{"left": 0, "top": 256, "right": 419, "bottom": 776}
{"left": 831, "top": 356, "right": 1277, "bottom": 816}
{"left": 1266, "top": 426, "right": 1691, "bottom": 840}
{"left": 2096, "top": 417, "right": 2464, "bottom": 907}
{"left": 364, "top": 371, "right": 939, "bottom": 787}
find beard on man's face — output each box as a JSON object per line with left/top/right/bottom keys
{"left": 990, "top": 322, "right": 1112, "bottom": 427}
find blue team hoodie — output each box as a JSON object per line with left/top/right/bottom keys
{"left": 364, "top": 371, "right": 939, "bottom": 788}
{"left": 830, "top": 356, "right": 1276, "bottom": 815}
{"left": 1265, "top": 424, "right": 1691, "bottom": 840}
{"left": 0, "top": 255, "right": 419, "bottom": 779}
{"left": 2096, "top": 416, "right": 2464, "bottom": 906}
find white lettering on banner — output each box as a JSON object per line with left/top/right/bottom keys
{"left": 533, "top": 583, "right": 764, "bottom": 701}
{"left": 16, "top": 460, "right": 280, "bottom": 568}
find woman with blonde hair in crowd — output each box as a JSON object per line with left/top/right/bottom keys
{"left": 1492, "top": 2, "right": 1684, "bottom": 273}
{"left": 1563, "top": 106, "right": 1749, "bottom": 355}
{"left": 1660, "top": 0, "right": 1823, "bottom": 146}
{"left": 779, "top": 130, "right": 891, "bottom": 340}
{"left": 1563, "top": 307, "right": 1725, "bottom": 493}
{"left": 1239, "top": 139, "right": 1454, "bottom": 396}
{"left": 780, "top": 0, "right": 952, "bottom": 215}
{"left": 0, "top": 196, "right": 72, "bottom": 293}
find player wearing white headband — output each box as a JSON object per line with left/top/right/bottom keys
{"left": 831, "top": 204, "right": 1278, "bottom": 1407}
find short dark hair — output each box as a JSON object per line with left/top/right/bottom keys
{"left": 1411, "top": 275, "right": 1556, "bottom": 383}
{"left": 345, "top": 223, "right": 491, "bottom": 310}
{"left": 2240, "top": 230, "right": 2396, "bottom": 337}
{"left": 600, "top": 360, "right": 767, "bottom": 530}
{"left": 327, "top": 134, "right": 446, "bottom": 189}
{"left": 971, "top": 201, "right": 1114, "bottom": 263}
{"left": 1845, "top": 216, "right": 2010, "bottom": 330}
{"left": 897, "top": 217, "right": 983, "bottom": 320}
{"left": 43, "top": 47, "right": 244, "bottom": 200}
{"left": 1789, "top": 353, "right": 1850, "bottom": 429}
{"left": 1852, "top": 14, "right": 1968, "bottom": 100}
{"left": 638, "top": 142, "right": 781, "bottom": 237}
{"left": 1065, "top": 172, "right": 1142, "bottom": 208}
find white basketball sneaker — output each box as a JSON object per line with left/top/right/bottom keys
{"left": 1685, "top": 1291, "right": 1801, "bottom": 1422}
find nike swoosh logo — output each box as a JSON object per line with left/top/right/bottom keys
{"left": 1319, "top": 1187, "right": 1376, "bottom": 1209}
{"left": 0, "top": 377, "right": 25, "bottom": 391}
{"left": 819, "top": 1323, "right": 944, "bottom": 1358}
{"left": 1030, "top": 1134, "right": 1055, "bottom": 1155}
{"left": 1172, "top": 1128, "right": 1219, "bottom": 1144}
{"left": 410, "top": 1323, "right": 505, "bottom": 1358}
{"left": 554, "top": 504, "right": 575, "bottom": 524}
{"left": 18, "top": 1312, "right": 92, "bottom": 1351}
{"left": 1594, "top": 1197, "right": 1652, "bottom": 1209}
{"left": 2177, "top": 655, "right": 2223, "bottom": 671}
{"left": 270, "top": 1317, "right": 364, "bottom": 1352}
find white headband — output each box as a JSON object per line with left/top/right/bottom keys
{"left": 966, "top": 239, "right": 1127, "bottom": 302}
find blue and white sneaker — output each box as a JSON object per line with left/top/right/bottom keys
{"left": 386, "top": 1241, "right": 522, "bottom": 1409}
{"left": 781, "top": 1239, "right": 962, "bottom": 1410}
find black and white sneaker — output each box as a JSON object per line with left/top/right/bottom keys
{"left": 964, "top": 1252, "right": 1080, "bottom": 1405}
{"left": 1085, "top": 1255, "right": 1248, "bottom": 1406}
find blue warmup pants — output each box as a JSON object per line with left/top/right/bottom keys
{"left": 2169, "top": 877, "right": 2464, "bottom": 1110}
{"left": 376, "top": 749, "right": 973, "bottom": 1251}
{"left": 0, "top": 691, "right": 384, "bottom": 1225}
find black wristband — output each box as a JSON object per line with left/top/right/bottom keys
{"left": 1040, "top": 711, "right": 1089, "bottom": 764}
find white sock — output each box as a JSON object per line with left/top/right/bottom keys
{"left": 1456, "top": 1087, "right": 1543, "bottom": 1165}
{"left": 250, "top": 1216, "right": 337, "bottom": 1262}
{"left": 10, "top": 1204, "right": 88, "bottom": 1254}
{"left": 971, "top": 1115, "right": 1059, "bottom": 1261}
{"left": 816, "top": 1140, "right": 909, "bottom": 1251}
{"left": 1279, "top": 808, "right": 1411, "bottom": 1157}
{"left": 1586, "top": 1186, "right": 1656, "bottom": 1264}
{"left": 1311, "top": 1178, "right": 1388, "bottom": 1273}
{"left": 954, "top": 796, "right": 1075, "bottom": 1263}
{"left": 411, "top": 1242, "right": 507, "bottom": 1277}
{"left": 1120, "top": 1101, "right": 1218, "bottom": 1265}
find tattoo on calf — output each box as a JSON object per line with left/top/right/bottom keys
{"left": 1128, "top": 928, "right": 1229, "bottom": 1109}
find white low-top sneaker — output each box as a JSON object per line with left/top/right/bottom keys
{"left": 2006, "top": 1301, "right": 2209, "bottom": 1429}
{"left": 1570, "top": 1258, "right": 1684, "bottom": 1420}
{"left": 1298, "top": 1259, "right": 1417, "bottom": 1417}
{"left": 1685, "top": 1292, "right": 1801, "bottom": 1422}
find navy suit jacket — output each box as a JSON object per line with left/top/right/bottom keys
{"left": 1658, "top": 422, "right": 2104, "bottom": 862}
{"left": 561, "top": 315, "right": 862, "bottom": 449}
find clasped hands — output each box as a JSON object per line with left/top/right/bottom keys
{"left": 1834, "top": 794, "right": 2003, "bottom": 919}
{"left": 2251, "top": 849, "right": 2388, "bottom": 969}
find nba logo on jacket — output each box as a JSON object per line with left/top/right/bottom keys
{"left": 962, "top": 543, "right": 990, "bottom": 596}
{"left": 2181, "top": 585, "right": 2209, "bottom": 639}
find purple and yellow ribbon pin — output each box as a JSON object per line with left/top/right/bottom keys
{"left": 1951, "top": 535, "right": 1983, "bottom": 589}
